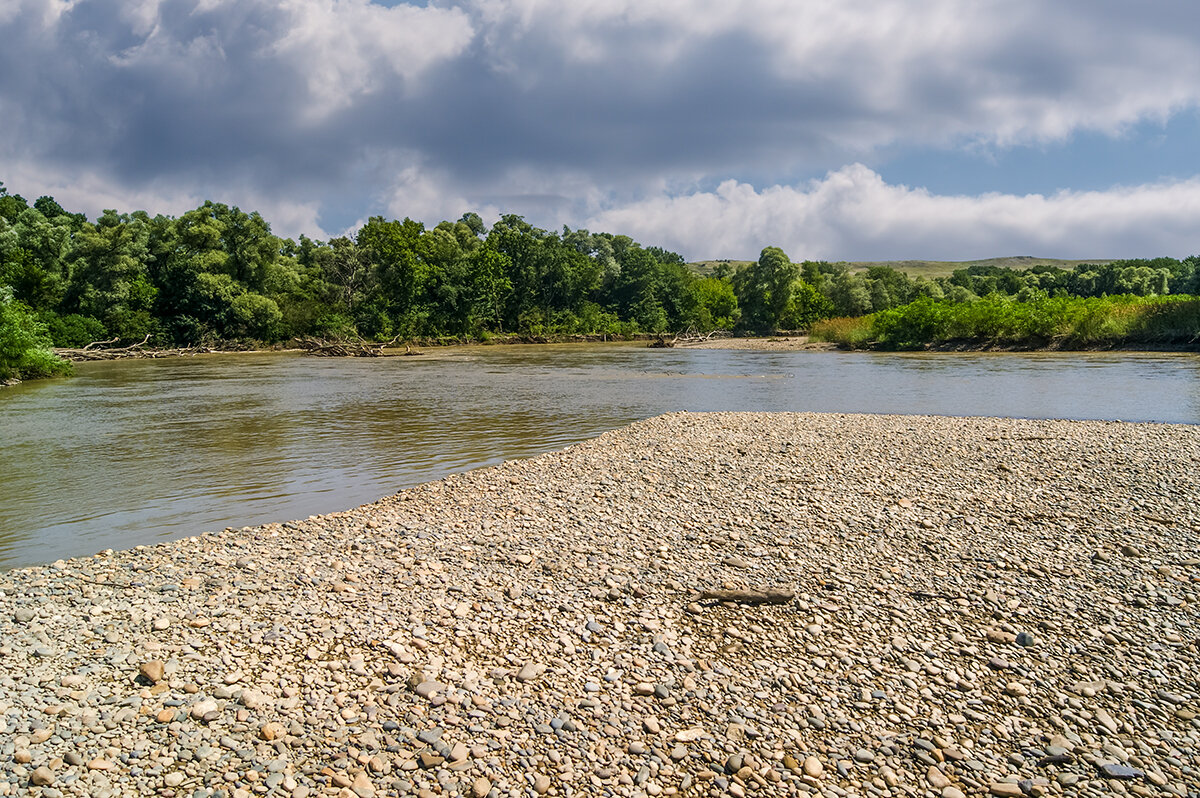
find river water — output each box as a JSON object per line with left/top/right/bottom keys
{"left": 2, "top": 344, "right": 1199, "bottom": 569}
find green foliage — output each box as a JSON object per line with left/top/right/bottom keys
{"left": 230, "top": 293, "right": 283, "bottom": 340}
{"left": 689, "top": 276, "right": 740, "bottom": 330}
{"left": 781, "top": 280, "right": 834, "bottom": 330}
{"left": 731, "top": 247, "right": 831, "bottom": 332}
{"left": 0, "top": 288, "right": 72, "bottom": 380}
{"left": 43, "top": 313, "right": 107, "bottom": 347}
{"left": 9, "top": 179, "right": 1195, "bottom": 354}
{"left": 865, "top": 294, "right": 1200, "bottom": 350}
{"left": 734, "top": 247, "right": 799, "bottom": 331}
{"left": 809, "top": 316, "right": 874, "bottom": 347}
{"left": 872, "top": 297, "right": 950, "bottom": 349}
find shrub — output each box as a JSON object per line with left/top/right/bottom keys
{"left": 0, "top": 289, "right": 72, "bottom": 380}
{"left": 871, "top": 297, "right": 949, "bottom": 349}
{"left": 43, "top": 313, "right": 108, "bottom": 347}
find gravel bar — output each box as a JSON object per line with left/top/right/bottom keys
{"left": 2, "top": 412, "right": 1198, "bottom": 798}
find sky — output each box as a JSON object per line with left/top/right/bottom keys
{"left": 2, "top": 0, "right": 1199, "bottom": 262}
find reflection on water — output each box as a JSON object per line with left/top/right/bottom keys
{"left": 2, "top": 345, "right": 1199, "bottom": 568}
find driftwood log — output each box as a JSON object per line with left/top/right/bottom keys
{"left": 647, "top": 328, "right": 730, "bottom": 348}
{"left": 57, "top": 335, "right": 219, "bottom": 362}
{"left": 694, "top": 587, "right": 795, "bottom": 605}
{"left": 297, "top": 335, "right": 403, "bottom": 357}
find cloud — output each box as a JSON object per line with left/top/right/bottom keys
{"left": 2, "top": 0, "right": 1200, "bottom": 257}
{"left": 587, "top": 165, "right": 1200, "bottom": 262}
{"left": 0, "top": 0, "right": 475, "bottom": 205}
{"left": 1, "top": 160, "right": 326, "bottom": 241}
{"left": 270, "top": 0, "right": 474, "bottom": 118}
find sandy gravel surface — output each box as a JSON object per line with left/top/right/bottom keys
{"left": 1, "top": 412, "right": 1198, "bottom": 798}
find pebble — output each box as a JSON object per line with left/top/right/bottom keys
{"left": 1099, "top": 763, "right": 1145, "bottom": 780}
{"left": 516, "top": 662, "right": 546, "bottom": 682}
{"left": 0, "top": 413, "right": 1196, "bottom": 798}
{"left": 139, "top": 660, "right": 165, "bottom": 683}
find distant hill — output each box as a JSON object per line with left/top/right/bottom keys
{"left": 689, "top": 256, "right": 1116, "bottom": 279}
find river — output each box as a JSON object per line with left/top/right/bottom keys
{"left": 2, "top": 344, "right": 1198, "bottom": 569}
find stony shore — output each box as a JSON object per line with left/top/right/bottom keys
{"left": 1, "top": 412, "right": 1198, "bottom": 798}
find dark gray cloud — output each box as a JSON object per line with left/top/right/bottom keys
{"left": 2, "top": 0, "right": 1199, "bottom": 257}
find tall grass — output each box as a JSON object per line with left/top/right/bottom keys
{"left": 809, "top": 316, "right": 874, "bottom": 346}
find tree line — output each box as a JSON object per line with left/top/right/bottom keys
{"left": 0, "top": 183, "right": 749, "bottom": 350}
{"left": 3, "top": 178, "right": 1199, "bottom": 378}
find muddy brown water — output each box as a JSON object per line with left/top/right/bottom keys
{"left": 2, "top": 344, "right": 1198, "bottom": 569}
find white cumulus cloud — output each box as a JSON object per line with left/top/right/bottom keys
{"left": 588, "top": 165, "right": 1200, "bottom": 261}
{"left": 271, "top": 0, "right": 474, "bottom": 117}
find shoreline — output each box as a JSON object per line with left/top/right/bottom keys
{"left": 1, "top": 412, "right": 1197, "bottom": 796}
{"left": 52, "top": 335, "right": 661, "bottom": 363}
{"left": 50, "top": 334, "right": 1200, "bottom": 363}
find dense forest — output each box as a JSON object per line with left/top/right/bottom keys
{"left": 2, "top": 179, "right": 1199, "bottom": 379}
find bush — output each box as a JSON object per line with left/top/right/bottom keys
{"left": 0, "top": 289, "right": 72, "bottom": 381}
{"left": 43, "top": 312, "right": 108, "bottom": 347}
{"left": 230, "top": 293, "right": 283, "bottom": 341}
{"left": 871, "top": 297, "right": 949, "bottom": 349}
{"left": 853, "top": 293, "right": 1200, "bottom": 349}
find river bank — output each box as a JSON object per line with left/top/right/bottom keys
{"left": 2, "top": 412, "right": 1198, "bottom": 797}
{"left": 42, "top": 333, "right": 1199, "bottom": 368}
{"left": 50, "top": 334, "right": 661, "bottom": 364}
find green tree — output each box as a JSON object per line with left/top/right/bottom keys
{"left": 733, "top": 246, "right": 801, "bottom": 331}
{"left": 65, "top": 210, "right": 156, "bottom": 340}
{"left": 0, "top": 182, "right": 30, "bottom": 223}
{"left": 230, "top": 293, "right": 283, "bottom": 340}
{"left": 357, "top": 216, "right": 427, "bottom": 334}
{"left": 612, "top": 246, "right": 668, "bottom": 331}
{"left": 690, "top": 276, "right": 740, "bottom": 330}
{"left": 0, "top": 207, "right": 73, "bottom": 312}
{"left": 825, "top": 271, "right": 872, "bottom": 317}
{"left": 466, "top": 245, "right": 512, "bottom": 332}
{"left": 781, "top": 280, "right": 834, "bottom": 329}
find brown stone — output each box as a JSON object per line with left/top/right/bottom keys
{"left": 260, "top": 722, "right": 286, "bottom": 741}
{"left": 139, "top": 660, "right": 165, "bottom": 683}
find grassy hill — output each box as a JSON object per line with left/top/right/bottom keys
{"left": 690, "top": 256, "right": 1115, "bottom": 279}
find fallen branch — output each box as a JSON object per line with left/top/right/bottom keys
{"left": 298, "top": 336, "right": 400, "bottom": 357}
{"left": 56, "top": 334, "right": 191, "bottom": 361}
{"left": 82, "top": 336, "right": 120, "bottom": 351}
{"left": 695, "top": 587, "right": 795, "bottom": 605}
{"left": 676, "top": 328, "right": 730, "bottom": 346}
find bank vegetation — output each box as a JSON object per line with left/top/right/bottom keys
{"left": 3, "top": 178, "right": 1199, "bottom": 379}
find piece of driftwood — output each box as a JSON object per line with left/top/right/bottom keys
{"left": 58, "top": 335, "right": 219, "bottom": 361}
{"left": 647, "top": 328, "right": 730, "bottom": 349}
{"left": 676, "top": 328, "right": 729, "bottom": 346}
{"left": 695, "top": 587, "right": 795, "bottom": 605}
{"left": 298, "top": 334, "right": 403, "bottom": 357}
